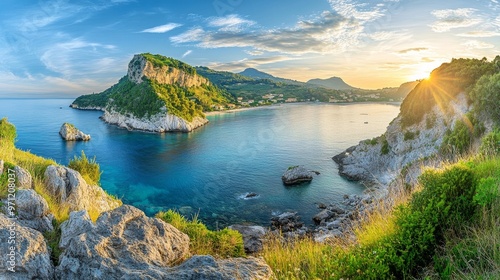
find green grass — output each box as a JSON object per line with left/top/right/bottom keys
{"left": 68, "top": 150, "right": 101, "bottom": 186}
{"left": 156, "top": 210, "right": 245, "bottom": 258}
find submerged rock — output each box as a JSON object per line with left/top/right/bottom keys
{"left": 281, "top": 166, "right": 319, "bottom": 185}
{"left": 59, "top": 123, "right": 91, "bottom": 141}
{"left": 0, "top": 213, "right": 54, "bottom": 280}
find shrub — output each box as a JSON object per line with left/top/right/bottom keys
{"left": 470, "top": 72, "right": 500, "bottom": 124}
{"left": 479, "top": 130, "right": 500, "bottom": 157}
{"left": 392, "top": 164, "right": 477, "bottom": 276}
{"left": 403, "top": 131, "right": 418, "bottom": 141}
{"left": 68, "top": 151, "right": 101, "bottom": 186}
{"left": 0, "top": 117, "right": 16, "bottom": 144}
{"left": 440, "top": 119, "right": 472, "bottom": 155}
{"left": 381, "top": 137, "right": 390, "bottom": 155}
{"left": 156, "top": 210, "right": 245, "bottom": 258}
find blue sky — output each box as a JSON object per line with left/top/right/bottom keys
{"left": 0, "top": 0, "right": 499, "bottom": 97}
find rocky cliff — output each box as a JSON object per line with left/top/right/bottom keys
{"left": 71, "top": 53, "right": 229, "bottom": 132}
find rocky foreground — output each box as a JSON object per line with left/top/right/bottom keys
{"left": 0, "top": 162, "right": 272, "bottom": 280}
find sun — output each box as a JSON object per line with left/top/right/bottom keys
{"left": 409, "top": 65, "right": 432, "bottom": 81}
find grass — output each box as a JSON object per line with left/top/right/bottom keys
{"left": 156, "top": 210, "right": 245, "bottom": 259}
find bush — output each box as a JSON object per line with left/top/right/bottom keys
{"left": 381, "top": 137, "right": 390, "bottom": 155}
{"left": 440, "top": 120, "right": 472, "bottom": 155}
{"left": 479, "top": 130, "right": 500, "bottom": 157}
{"left": 470, "top": 72, "right": 500, "bottom": 124}
{"left": 68, "top": 151, "right": 101, "bottom": 185}
{"left": 403, "top": 131, "right": 418, "bottom": 141}
{"left": 0, "top": 117, "right": 16, "bottom": 144}
{"left": 392, "top": 164, "right": 477, "bottom": 276}
{"left": 156, "top": 210, "right": 245, "bottom": 258}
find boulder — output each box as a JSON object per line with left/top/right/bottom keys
{"left": 281, "top": 166, "right": 319, "bottom": 185}
{"left": 59, "top": 123, "right": 90, "bottom": 141}
{"left": 15, "top": 189, "right": 54, "bottom": 232}
{"left": 0, "top": 214, "right": 54, "bottom": 279}
{"left": 44, "top": 165, "right": 120, "bottom": 214}
{"left": 164, "top": 255, "right": 273, "bottom": 280}
{"left": 312, "top": 209, "right": 336, "bottom": 224}
{"left": 229, "top": 225, "right": 267, "bottom": 253}
{"left": 15, "top": 165, "right": 33, "bottom": 189}
{"left": 271, "top": 212, "right": 304, "bottom": 232}
{"left": 56, "top": 205, "right": 190, "bottom": 279}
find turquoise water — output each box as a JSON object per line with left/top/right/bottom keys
{"left": 0, "top": 99, "right": 400, "bottom": 228}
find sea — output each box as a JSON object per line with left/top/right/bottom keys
{"left": 0, "top": 99, "right": 400, "bottom": 228}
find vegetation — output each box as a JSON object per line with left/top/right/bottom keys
{"left": 381, "top": 136, "right": 390, "bottom": 155}
{"left": 470, "top": 72, "right": 500, "bottom": 124}
{"left": 400, "top": 57, "right": 498, "bottom": 127}
{"left": 156, "top": 210, "right": 245, "bottom": 258}
{"left": 68, "top": 151, "right": 101, "bottom": 186}
{"left": 403, "top": 130, "right": 419, "bottom": 141}
{"left": 141, "top": 53, "right": 197, "bottom": 76}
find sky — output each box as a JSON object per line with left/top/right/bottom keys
{"left": 0, "top": 0, "right": 499, "bottom": 97}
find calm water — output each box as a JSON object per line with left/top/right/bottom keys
{"left": 0, "top": 99, "right": 400, "bottom": 228}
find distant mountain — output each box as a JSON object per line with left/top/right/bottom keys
{"left": 238, "top": 68, "right": 303, "bottom": 85}
{"left": 306, "top": 77, "right": 356, "bottom": 90}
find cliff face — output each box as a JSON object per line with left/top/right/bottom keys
{"left": 128, "top": 54, "right": 209, "bottom": 87}
{"left": 334, "top": 93, "right": 470, "bottom": 188}
{"left": 71, "top": 53, "right": 228, "bottom": 133}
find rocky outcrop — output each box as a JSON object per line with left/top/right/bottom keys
{"left": 229, "top": 225, "right": 267, "bottom": 253}
{"left": 15, "top": 189, "right": 54, "bottom": 232}
{"left": 15, "top": 165, "right": 33, "bottom": 189}
{"left": 271, "top": 212, "right": 307, "bottom": 235}
{"left": 281, "top": 166, "right": 319, "bottom": 185}
{"left": 128, "top": 54, "right": 210, "bottom": 87}
{"left": 69, "top": 104, "right": 104, "bottom": 111}
{"left": 102, "top": 109, "right": 208, "bottom": 133}
{"left": 59, "top": 123, "right": 91, "bottom": 141}
{"left": 334, "top": 93, "right": 470, "bottom": 187}
{"left": 164, "top": 255, "right": 273, "bottom": 280}
{"left": 56, "top": 205, "right": 190, "bottom": 279}
{"left": 44, "top": 165, "right": 120, "bottom": 214}
{"left": 0, "top": 213, "right": 54, "bottom": 280}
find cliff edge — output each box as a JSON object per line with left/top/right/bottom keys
{"left": 71, "top": 53, "right": 230, "bottom": 132}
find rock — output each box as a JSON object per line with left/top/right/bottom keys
{"left": 271, "top": 212, "right": 304, "bottom": 232}
{"left": 102, "top": 109, "right": 208, "bottom": 133}
{"left": 317, "top": 202, "right": 327, "bottom": 209}
{"left": 312, "top": 209, "right": 335, "bottom": 224}
{"left": 15, "top": 189, "right": 54, "bottom": 232}
{"left": 56, "top": 205, "right": 190, "bottom": 279}
{"left": 244, "top": 192, "right": 259, "bottom": 199}
{"left": 164, "top": 255, "right": 273, "bottom": 280}
{"left": 14, "top": 165, "right": 33, "bottom": 189}
{"left": 229, "top": 225, "right": 267, "bottom": 253}
{"left": 44, "top": 165, "right": 120, "bottom": 214}
{"left": 59, "top": 123, "right": 91, "bottom": 141}
{"left": 0, "top": 213, "right": 54, "bottom": 279}
{"left": 281, "top": 166, "right": 319, "bottom": 185}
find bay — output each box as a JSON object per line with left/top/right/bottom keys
{"left": 0, "top": 99, "right": 400, "bottom": 228}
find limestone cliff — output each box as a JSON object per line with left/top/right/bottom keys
{"left": 71, "top": 53, "right": 229, "bottom": 132}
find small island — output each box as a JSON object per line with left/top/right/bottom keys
{"left": 281, "top": 166, "right": 320, "bottom": 185}
{"left": 59, "top": 123, "right": 91, "bottom": 141}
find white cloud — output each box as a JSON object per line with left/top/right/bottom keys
{"left": 140, "top": 23, "right": 182, "bottom": 33}
{"left": 329, "top": 0, "right": 384, "bottom": 22}
{"left": 207, "top": 14, "right": 255, "bottom": 31}
{"left": 457, "top": 31, "right": 500, "bottom": 37}
{"left": 430, "top": 8, "right": 481, "bottom": 32}
{"left": 171, "top": 11, "right": 364, "bottom": 54}
{"left": 182, "top": 50, "right": 192, "bottom": 58}
{"left": 246, "top": 50, "right": 264, "bottom": 56}
{"left": 462, "top": 40, "right": 495, "bottom": 49}
{"left": 171, "top": 28, "right": 205, "bottom": 44}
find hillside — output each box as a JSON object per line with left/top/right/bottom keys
{"left": 307, "top": 76, "right": 357, "bottom": 90}
{"left": 238, "top": 68, "right": 303, "bottom": 85}
{"left": 71, "top": 53, "right": 232, "bottom": 132}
